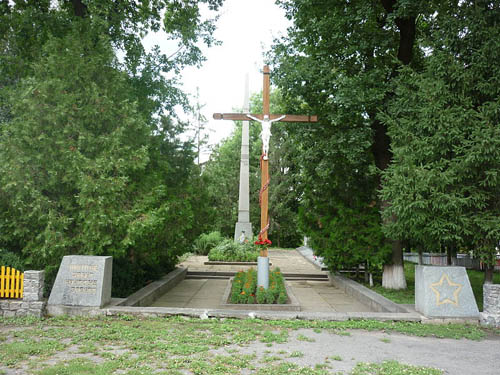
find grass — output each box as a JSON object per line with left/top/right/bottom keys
{"left": 365, "top": 262, "right": 500, "bottom": 311}
{"left": 351, "top": 360, "right": 443, "bottom": 375}
{"left": 0, "top": 315, "right": 494, "bottom": 374}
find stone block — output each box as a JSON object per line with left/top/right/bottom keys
{"left": 483, "top": 284, "right": 500, "bottom": 314}
{"left": 24, "top": 270, "right": 44, "bottom": 281}
{"left": 15, "top": 309, "right": 27, "bottom": 317}
{"left": 30, "top": 301, "right": 46, "bottom": 309}
{"left": 415, "top": 265, "right": 479, "bottom": 318}
{"left": 480, "top": 312, "right": 500, "bottom": 328}
{"left": 23, "top": 270, "right": 44, "bottom": 302}
{"left": 4, "top": 310, "right": 15, "bottom": 318}
{"left": 48, "top": 256, "right": 112, "bottom": 307}
{"left": 9, "top": 301, "right": 22, "bottom": 310}
{"left": 23, "top": 293, "right": 40, "bottom": 302}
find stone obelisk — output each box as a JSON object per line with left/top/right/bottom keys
{"left": 234, "top": 74, "right": 253, "bottom": 242}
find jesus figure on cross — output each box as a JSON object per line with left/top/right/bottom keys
{"left": 214, "top": 65, "right": 317, "bottom": 289}
{"left": 246, "top": 114, "right": 286, "bottom": 160}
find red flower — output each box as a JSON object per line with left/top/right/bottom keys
{"left": 255, "top": 238, "right": 272, "bottom": 246}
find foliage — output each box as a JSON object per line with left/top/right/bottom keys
{"left": 269, "top": 0, "right": 500, "bottom": 287}
{"left": 0, "top": 2, "right": 223, "bottom": 296}
{"left": 207, "top": 239, "right": 259, "bottom": 263}
{"left": 380, "top": 2, "right": 500, "bottom": 269}
{"left": 230, "top": 268, "right": 287, "bottom": 304}
{"left": 0, "top": 249, "right": 24, "bottom": 271}
{"left": 268, "top": 0, "right": 419, "bottom": 283}
{"left": 192, "top": 231, "right": 225, "bottom": 255}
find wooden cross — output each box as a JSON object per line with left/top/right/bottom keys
{"left": 213, "top": 65, "right": 317, "bottom": 259}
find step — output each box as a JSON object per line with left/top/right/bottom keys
{"left": 186, "top": 271, "right": 329, "bottom": 281}
{"left": 186, "top": 274, "right": 229, "bottom": 280}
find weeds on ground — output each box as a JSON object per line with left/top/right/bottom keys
{"left": 0, "top": 315, "right": 491, "bottom": 374}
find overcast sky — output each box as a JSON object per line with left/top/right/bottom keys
{"left": 146, "top": 0, "right": 290, "bottom": 160}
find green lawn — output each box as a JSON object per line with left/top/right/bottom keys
{"left": 367, "top": 262, "right": 500, "bottom": 311}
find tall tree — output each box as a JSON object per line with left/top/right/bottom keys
{"left": 381, "top": 1, "right": 500, "bottom": 283}
{"left": 0, "top": 1, "right": 223, "bottom": 295}
{"left": 270, "top": 1, "right": 430, "bottom": 288}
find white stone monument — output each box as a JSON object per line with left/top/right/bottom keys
{"left": 415, "top": 265, "right": 479, "bottom": 318}
{"left": 48, "top": 255, "right": 112, "bottom": 308}
{"left": 234, "top": 74, "right": 253, "bottom": 242}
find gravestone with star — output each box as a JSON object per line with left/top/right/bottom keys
{"left": 415, "top": 265, "right": 479, "bottom": 318}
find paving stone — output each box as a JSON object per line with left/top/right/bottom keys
{"left": 149, "top": 250, "right": 381, "bottom": 314}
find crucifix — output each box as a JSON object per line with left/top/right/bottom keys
{"left": 213, "top": 65, "right": 318, "bottom": 288}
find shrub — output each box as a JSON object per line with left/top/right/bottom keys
{"left": 208, "top": 239, "right": 260, "bottom": 262}
{"left": 192, "top": 231, "right": 225, "bottom": 255}
{"left": 0, "top": 249, "right": 24, "bottom": 271}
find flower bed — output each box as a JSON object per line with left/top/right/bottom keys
{"left": 230, "top": 268, "right": 287, "bottom": 304}
{"left": 207, "top": 240, "right": 260, "bottom": 262}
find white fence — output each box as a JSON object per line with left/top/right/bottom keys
{"left": 404, "top": 253, "right": 500, "bottom": 271}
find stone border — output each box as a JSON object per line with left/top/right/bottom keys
{"left": 219, "top": 277, "right": 301, "bottom": 311}
{"left": 480, "top": 283, "right": 500, "bottom": 328}
{"left": 117, "top": 267, "right": 187, "bottom": 307}
{"left": 296, "top": 246, "right": 328, "bottom": 271}
{"left": 101, "top": 306, "right": 421, "bottom": 322}
{"left": 328, "top": 273, "right": 410, "bottom": 313}
{"left": 0, "top": 270, "right": 46, "bottom": 318}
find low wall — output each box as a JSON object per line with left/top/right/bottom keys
{"left": 480, "top": 284, "right": 500, "bottom": 328}
{"left": 328, "top": 273, "right": 409, "bottom": 313}
{"left": 0, "top": 270, "right": 46, "bottom": 318}
{"left": 118, "top": 267, "right": 187, "bottom": 307}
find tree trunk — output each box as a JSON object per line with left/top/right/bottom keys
{"left": 382, "top": 239, "right": 407, "bottom": 289}
{"left": 71, "top": 0, "right": 87, "bottom": 17}
{"left": 376, "top": 1, "right": 416, "bottom": 290}
{"left": 418, "top": 246, "right": 423, "bottom": 265}
{"left": 484, "top": 264, "right": 494, "bottom": 284}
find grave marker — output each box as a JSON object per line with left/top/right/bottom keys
{"left": 48, "top": 255, "right": 112, "bottom": 307}
{"left": 415, "top": 265, "right": 479, "bottom": 318}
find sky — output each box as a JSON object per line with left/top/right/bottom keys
{"left": 145, "top": 0, "right": 291, "bottom": 161}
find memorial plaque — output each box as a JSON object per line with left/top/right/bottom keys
{"left": 415, "top": 265, "right": 479, "bottom": 318}
{"left": 48, "top": 256, "right": 112, "bottom": 307}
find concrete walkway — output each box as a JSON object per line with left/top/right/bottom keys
{"left": 151, "top": 249, "right": 374, "bottom": 312}
{"left": 179, "top": 248, "right": 325, "bottom": 274}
